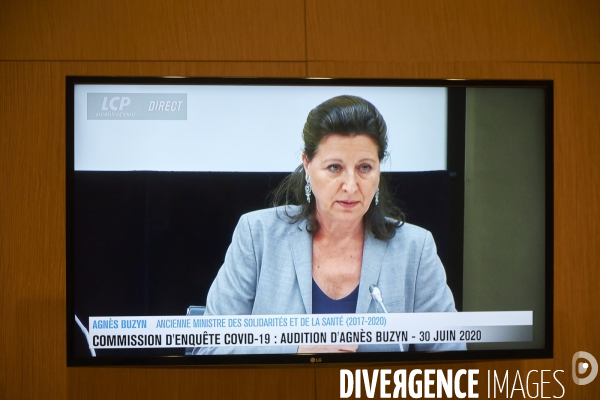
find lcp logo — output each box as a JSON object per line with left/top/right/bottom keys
{"left": 572, "top": 351, "right": 598, "bottom": 385}
{"left": 101, "top": 96, "right": 131, "bottom": 111}
{"left": 87, "top": 93, "right": 187, "bottom": 120}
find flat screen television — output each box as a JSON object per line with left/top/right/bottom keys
{"left": 66, "top": 77, "right": 553, "bottom": 366}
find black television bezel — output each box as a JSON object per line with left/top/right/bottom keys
{"left": 66, "top": 76, "right": 554, "bottom": 367}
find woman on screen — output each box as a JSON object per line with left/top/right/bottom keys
{"left": 198, "top": 95, "right": 463, "bottom": 354}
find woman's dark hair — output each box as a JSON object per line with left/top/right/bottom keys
{"left": 271, "top": 95, "right": 405, "bottom": 240}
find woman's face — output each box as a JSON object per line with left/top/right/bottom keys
{"left": 303, "top": 134, "right": 380, "bottom": 226}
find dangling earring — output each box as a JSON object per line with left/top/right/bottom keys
{"left": 305, "top": 176, "right": 312, "bottom": 203}
{"left": 375, "top": 188, "right": 379, "bottom": 205}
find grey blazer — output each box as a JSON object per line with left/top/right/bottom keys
{"left": 198, "top": 206, "right": 465, "bottom": 354}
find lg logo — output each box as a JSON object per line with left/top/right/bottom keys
{"left": 101, "top": 96, "right": 131, "bottom": 111}
{"left": 572, "top": 351, "right": 598, "bottom": 385}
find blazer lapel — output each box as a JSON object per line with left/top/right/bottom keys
{"left": 288, "top": 219, "right": 313, "bottom": 313}
{"left": 356, "top": 232, "right": 388, "bottom": 313}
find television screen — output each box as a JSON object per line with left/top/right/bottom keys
{"left": 66, "top": 77, "right": 553, "bottom": 366}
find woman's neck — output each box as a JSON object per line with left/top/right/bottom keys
{"left": 313, "top": 213, "right": 365, "bottom": 244}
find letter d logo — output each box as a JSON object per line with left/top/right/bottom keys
{"left": 572, "top": 351, "right": 598, "bottom": 385}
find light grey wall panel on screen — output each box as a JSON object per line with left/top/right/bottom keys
{"left": 463, "top": 88, "right": 546, "bottom": 350}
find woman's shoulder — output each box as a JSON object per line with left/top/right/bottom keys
{"left": 377, "top": 223, "right": 437, "bottom": 258}
{"left": 241, "top": 205, "right": 303, "bottom": 230}
{"left": 389, "top": 221, "right": 432, "bottom": 244}
{"left": 242, "top": 205, "right": 301, "bottom": 219}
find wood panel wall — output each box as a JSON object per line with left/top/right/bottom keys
{"left": 1, "top": 1, "right": 599, "bottom": 399}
